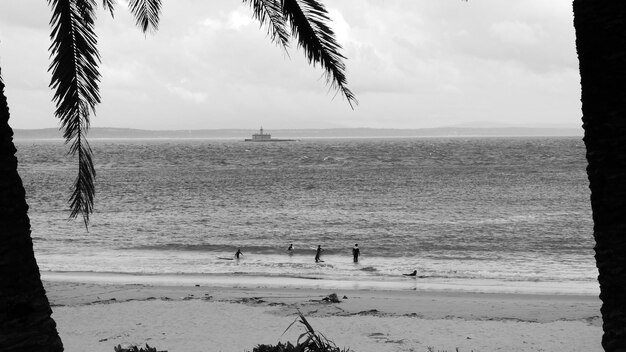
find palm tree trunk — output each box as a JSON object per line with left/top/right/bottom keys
{"left": 574, "top": 1, "right": 626, "bottom": 351}
{"left": 0, "top": 69, "right": 63, "bottom": 351}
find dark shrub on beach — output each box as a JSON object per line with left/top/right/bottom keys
{"left": 251, "top": 312, "right": 351, "bottom": 352}
{"left": 253, "top": 341, "right": 296, "bottom": 352}
{"left": 114, "top": 343, "right": 166, "bottom": 352}
{"left": 252, "top": 341, "right": 348, "bottom": 352}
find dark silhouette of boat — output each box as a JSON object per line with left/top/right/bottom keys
{"left": 245, "top": 127, "right": 296, "bottom": 142}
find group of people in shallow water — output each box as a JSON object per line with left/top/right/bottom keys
{"left": 235, "top": 243, "right": 362, "bottom": 263}
{"left": 292, "top": 243, "right": 361, "bottom": 263}
{"left": 233, "top": 245, "right": 417, "bottom": 276}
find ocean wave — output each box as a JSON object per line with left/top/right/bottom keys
{"left": 359, "top": 266, "right": 378, "bottom": 272}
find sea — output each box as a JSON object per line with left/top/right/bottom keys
{"left": 15, "top": 136, "right": 598, "bottom": 295}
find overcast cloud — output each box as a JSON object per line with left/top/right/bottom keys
{"left": 0, "top": 0, "right": 580, "bottom": 130}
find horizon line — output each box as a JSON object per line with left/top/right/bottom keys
{"left": 13, "top": 125, "right": 582, "bottom": 132}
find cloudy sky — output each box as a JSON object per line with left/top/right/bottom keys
{"left": 0, "top": 0, "right": 580, "bottom": 130}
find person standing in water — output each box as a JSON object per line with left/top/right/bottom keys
{"left": 287, "top": 244, "right": 293, "bottom": 252}
{"left": 235, "top": 248, "right": 243, "bottom": 259}
{"left": 315, "top": 245, "right": 323, "bottom": 263}
{"left": 352, "top": 244, "right": 360, "bottom": 263}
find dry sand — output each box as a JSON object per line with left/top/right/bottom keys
{"left": 44, "top": 280, "right": 603, "bottom": 352}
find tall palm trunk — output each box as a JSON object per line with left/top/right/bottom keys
{"left": 574, "top": 1, "right": 626, "bottom": 351}
{"left": 0, "top": 69, "right": 63, "bottom": 351}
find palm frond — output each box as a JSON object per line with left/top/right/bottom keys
{"left": 103, "top": 0, "right": 116, "bottom": 17}
{"left": 128, "top": 0, "right": 162, "bottom": 33}
{"left": 68, "top": 110, "right": 96, "bottom": 224}
{"left": 282, "top": 0, "right": 357, "bottom": 108}
{"left": 243, "top": 0, "right": 289, "bottom": 49}
{"left": 48, "top": 0, "right": 100, "bottom": 227}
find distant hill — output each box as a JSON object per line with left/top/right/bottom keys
{"left": 12, "top": 126, "right": 582, "bottom": 140}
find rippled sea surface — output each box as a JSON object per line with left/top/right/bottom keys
{"left": 16, "top": 137, "right": 597, "bottom": 294}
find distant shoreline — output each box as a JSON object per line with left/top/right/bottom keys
{"left": 13, "top": 126, "right": 583, "bottom": 140}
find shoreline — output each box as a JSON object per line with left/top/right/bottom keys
{"left": 44, "top": 276, "right": 603, "bottom": 352}
{"left": 41, "top": 270, "right": 599, "bottom": 296}
{"left": 44, "top": 280, "right": 601, "bottom": 322}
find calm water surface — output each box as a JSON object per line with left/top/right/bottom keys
{"left": 16, "top": 137, "right": 596, "bottom": 294}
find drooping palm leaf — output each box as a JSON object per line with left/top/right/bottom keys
{"left": 46, "top": 0, "right": 347, "bottom": 228}
{"left": 282, "top": 0, "right": 357, "bottom": 108}
{"left": 103, "top": 0, "right": 116, "bottom": 17}
{"left": 48, "top": 0, "right": 100, "bottom": 227}
{"left": 128, "top": 0, "right": 162, "bottom": 33}
{"left": 243, "top": 0, "right": 290, "bottom": 49}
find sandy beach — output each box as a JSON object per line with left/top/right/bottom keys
{"left": 44, "top": 276, "right": 603, "bottom": 352}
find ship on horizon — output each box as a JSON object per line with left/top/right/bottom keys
{"left": 244, "top": 127, "right": 296, "bottom": 142}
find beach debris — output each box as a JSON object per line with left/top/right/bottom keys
{"left": 368, "top": 332, "right": 404, "bottom": 344}
{"left": 403, "top": 312, "right": 424, "bottom": 318}
{"left": 94, "top": 297, "right": 118, "bottom": 305}
{"left": 250, "top": 311, "right": 351, "bottom": 351}
{"left": 113, "top": 343, "right": 167, "bottom": 352}
{"left": 357, "top": 309, "right": 379, "bottom": 316}
{"left": 384, "top": 339, "right": 405, "bottom": 344}
{"left": 241, "top": 297, "right": 266, "bottom": 304}
{"left": 322, "top": 293, "right": 340, "bottom": 303}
